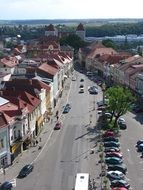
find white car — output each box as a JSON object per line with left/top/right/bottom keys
{"left": 107, "top": 170, "right": 125, "bottom": 180}
{"left": 118, "top": 117, "right": 125, "bottom": 123}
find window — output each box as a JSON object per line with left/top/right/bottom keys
{"left": 14, "top": 130, "right": 17, "bottom": 139}
{"left": 0, "top": 139, "right": 4, "bottom": 149}
{"left": 11, "top": 136, "right": 13, "bottom": 141}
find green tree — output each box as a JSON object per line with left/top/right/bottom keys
{"left": 60, "top": 34, "right": 87, "bottom": 51}
{"left": 102, "top": 39, "right": 117, "bottom": 50}
{"left": 105, "top": 86, "right": 135, "bottom": 128}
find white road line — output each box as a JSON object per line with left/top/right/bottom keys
{"left": 32, "top": 129, "right": 53, "bottom": 163}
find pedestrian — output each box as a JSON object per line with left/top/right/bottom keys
{"left": 36, "top": 140, "right": 38, "bottom": 145}
{"left": 56, "top": 115, "right": 59, "bottom": 121}
{"left": 56, "top": 110, "right": 59, "bottom": 117}
{"left": 39, "top": 137, "right": 42, "bottom": 142}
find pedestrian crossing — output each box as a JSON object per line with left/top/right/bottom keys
{"left": 9, "top": 178, "right": 16, "bottom": 187}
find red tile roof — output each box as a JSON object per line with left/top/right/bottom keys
{"left": 38, "top": 63, "right": 58, "bottom": 76}
{"left": 1, "top": 90, "right": 41, "bottom": 113}
{"left": 0, "top": 56, "right": 19, "bottom": 67}
{"left": 4, "top": 79, "right": 51, "bottom": 94}
{"left": 87, "top": 48, "right": 117, "bottom": 59}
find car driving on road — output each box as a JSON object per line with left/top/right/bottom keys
{"left": 17, "top": 164, "right": 34, "bottom": 178}
{"left": 0, "top": 181, "right": 13, "bottom": 190}
{"left": 54, "top": 121, "right": 62, "bottom": 130}
{"left": 63, "top": 103, "right": 71, "bottom": 113}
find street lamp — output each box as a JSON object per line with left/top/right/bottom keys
{"left": 102, "top": 83, "right": 106, "bottom": 105}
{"left": 100, "top": 82, "right": 106, "bottom": 190}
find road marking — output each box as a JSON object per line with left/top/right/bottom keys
{"left": 32, "top": 129, "right": 53, "bottom": 163}
{"left": 9, "top": 178, "right": 16, "bottom": 187}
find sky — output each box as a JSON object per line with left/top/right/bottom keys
{"left": 0, "top": 0, "right": 143, "bottom": 20}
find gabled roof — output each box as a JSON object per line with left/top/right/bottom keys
{"left": 46, "top": 24, "right": 55, "bottom": 31}
{"left": 0, "top": 56, "right": 19, "bottom": 68}
{"left": 76, "top": 23, "right": 85, "bottom": 31}
{"left": 87, "top": 47, "right": 117, "bottom": 59}
{"left": 4, "top": 79, "right": 51, "bottom": 94}
{"left": 38, "top": 63, "right": 58, "bottom": 76}
{"left": 98, "top": 54, "right": 129, "bottom": 65}
{"left": 1, "top": 90, "right": 41, "bottom": 113}
{"left": 119, "top": 56, "right": 143, "bottom": 70}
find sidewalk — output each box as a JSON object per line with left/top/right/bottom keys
{"left": 0, "top": 77, "right": 72, "bottom": 183}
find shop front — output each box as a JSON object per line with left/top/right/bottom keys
{"left": 22, "top": 134, "right": 32, "bottom": 150}
{"left": 10, "top": 142, "right": 22, "bottom": 162}
{"left": 0, "top": 151, "right": 11, "bottom": 168}
{"left": 35, "top": 115, "right": 44, "bottom": 136}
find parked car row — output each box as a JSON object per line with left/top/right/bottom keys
{"left": 102, "top": 131, "right": 130, "bottom": 189}
{"left": 88, "top": 85, "right": 98, "bottom": 94}
{"left": 79, "top": 78, "right": 84, "bottom": 93}
{"left": 136, "top": 140, "right": 143, "bottom": 158}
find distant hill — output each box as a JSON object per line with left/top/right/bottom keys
{"left": 0, "top": 18, "right": 143, "bottom": 26}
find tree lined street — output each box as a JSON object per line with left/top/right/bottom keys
{"left": 0, "top": 69, "right": 143, "bottom": 190}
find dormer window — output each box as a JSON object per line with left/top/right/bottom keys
{"left": 49, "top": 45, "right": 53, "bottom": 50}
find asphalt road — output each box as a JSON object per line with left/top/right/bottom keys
{"left": 4, "top": 70, "right": 143, "bottom": 190}
{"left": 14, "top": 71, "right": 103, "bottom": 190}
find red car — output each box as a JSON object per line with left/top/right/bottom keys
{"left": 112, "top": 187, "right": 128, "bottom": 190}
{"left": 54, "top": 122, "right": 62, "bottom": 130}
{"left": 103, "top": 131, "right": 114, "bottom": 138}
{"left": 106, "top": 152, "right": 123, "bottom": 159}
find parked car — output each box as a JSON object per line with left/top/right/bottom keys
{"left": 108, "top": 164, "right": 127, "bottom": 174}
{"left": 0, "top": 181, "right": 13, "bottom": 190}
{"left": 54, "top": 121, "right": 62, "bottom": 130}
{"left": 80, "top": 78, "right": 84, "bottom": 82}
{"left": 89, "top": 88, "right": 98, "bottom": 94}
{"left": 79, "top": 84, "right": 84, "bottom": 88}
{"left": 102, "top": 131, "right": 115, "bottom": 138}
{"left": 105, "top": 152, "right": 123, "bottom": 159}
{"left": 79, "top": 87, "right": 84, "bottom": 93}
{"left": 117, "top": 117, "right": 125, "bottom": 123}
{"left": 117, "top": 118, "right": 127, "bottom": 130}
{"left": 88, "top": 86, "right": 98, "bottom": 94}
{"left": 105, "top": 157, "right": 123, "bottom": 165}
{"left": 136, "top": 140, "right": 143, "bottom": 147}
{"left": 104, "top": 141, "right": 120, "bottom": 148}
{"left": 119, "top": 122, "right": 127, "bottom": 130}
{"left": 112, "top": 187, "right": 128, "bottom": 190}
{"left": 104, "top": 147, "right": 120, "bottom": 153}
{"left": 107, "top": 170, "right": 125, "bottom": 181}
{"left": 63, "top": 103, "right": 71, "bottom": 113}
{"left": 17, "top": 164, "right": 34, "bottom": 178}
{"left": 110, "top": 179, "right": 130, "bottom": 189}
{"left": 105, "top": 112, "right": 112, "bottom": 119}
{"left": 86, "top": 71, "right": 93, "bottom": 76}
{"left": 72, "top": 77, "right": 76, "bottom": 81}
{"left": 137, "top": 143, "right": 143, "bottom": 152}
{"left": 132, "top": 105, "right": 143, "bottom": 113}
{"left": 103, "top": 137, "right": 119, "bottom": 142}
{"left": 97, "top": 100, "right": 108, "bottom": 107}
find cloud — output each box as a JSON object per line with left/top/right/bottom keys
{"left": 0, "top": 0, "right": 143, "bottom": 19}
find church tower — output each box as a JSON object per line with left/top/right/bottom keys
{"left": 76, "top": 23, "right": 85, "bottom": 41}
{"left": 45, "top": 24, "right": 58, "bottom": 37}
